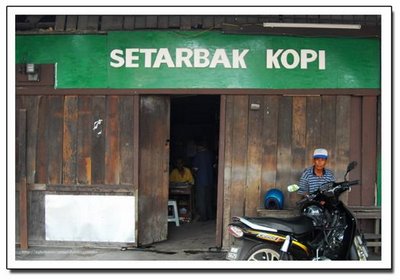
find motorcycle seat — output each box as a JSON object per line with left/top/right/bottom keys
{"left": 243, "top": 216, "right": 314, "bottom": 235}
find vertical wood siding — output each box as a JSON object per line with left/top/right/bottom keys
{"left": 16, "top": 92, "right": 378, "bottom": 246}
{"left": 222, "top": 94, "right": 377, "bottom": 247}
{"left": 16, "top": 95, "right": 138, "bottom": 187}
{"left": 16, "top": 95, "right": 138, "bottom": 242}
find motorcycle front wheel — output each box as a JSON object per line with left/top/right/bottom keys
{"left": 244, "top": 243, "right": 286, "bottom": 261}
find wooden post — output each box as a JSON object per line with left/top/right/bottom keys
{"left": 17, "top": 109, "right": 28, "bottom": 249}
{"left": 216, "top": 95, "right": 226, "bottom": 248}
{"left": 133, "top": 95, "right": 140, "bottom": 245}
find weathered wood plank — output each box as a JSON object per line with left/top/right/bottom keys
{"left": 54, "top": 15, "right": 66, "bottom": 31}
{"left": 157, "top": 16, "right": 169, "bottom": 29}
{"left": 216, "top": 95, "right": 226, "bottom": 248}
{"left": 321, "top": 96, "right": 337, "bottom": 170}
{"left": 222, "top": 95, "right": 234, "bottom": 248}
{"left": 123, "top": 16, "right": 135, "bottom": 30}
{"left": 77, "top": 15, "right": 89, "bottom": 31}
{"left": 139, "top": 96, "right": 170, "bottom": 245}
{"left": 63, "top": 96, "right": 78, "bottom": 184}
{"left": 275, "top": 96, "right": 292, "bottom": 208}
{"left": 77, "top": 15, "right": 99, "bottom": 31}
{"left": 335, "top": 96, "right": 351, "bottom": 204}
{"left": 335, "top": 96, "right": 351, "bottom": 176}
{"left": 260, "top": 96, "right": 279, "bottom": 208}
{"left": 257, "top": 209, "right": 297, "bottom": 218}
{"left": 35, "top": 96, "right": 49, "bottom": 183}
{"left": 28, "top": 184, "right": 134, "bottom": 193}
{"left": 191, "top": 16, "right": 203, "bottom": 28}
{"left": 361, "top": 96, "right": 377, "bottom": 206}
{"left": 91, "top": 96, "right": 106, "bottom": 184}
{"left": 203, "top": 16, "right": 214, "bottom": 29}
{"left": 17, "top": 109, "right": 28, "bottom": 249}
{"left": 290, "top": 97, "right": 306, "bottom": 206}
{"left": 180, "top": 16, "right": 192, "bottom": 30}
{"left": 135, "top": 16, "right": 146, "bottom": 29}
{"left": 146, "top": 16, "right": 158, "bottom": 28}
{"left": 224, "top": 16, "right": 236, "bottom": 24}
{"left": 348, "top": 96, "right": 362, "bottom": 205}
{"left": 351, "top": 208, "right": 381, "bottom": 219}
{"left": 305, "top": 96, "right": 322, "bottom": 163}
{"left": 25, "top": 96, "right": 40, "bottom": 184}
{"left": 28, "top": 191, "right": 45, "bottom": 241}
{"left": 119, "top": 96, "right": 134, "bottom": 184}
{"left": 168, "top": 16, "right": 180, "bottom": 28}
{"left": 101, "top": 16, "right": 123, "bottom": 31}
{"left": 258, "top": 206, "right": 381, "bottom": 219}
{"left": 47, "top": 96, "right": 64, "bottom": 184}
{"left": 65, "top": 15, "right": 78, "bottom": 32}
{"left": 133, "top": 95, "right": 140, "bottom": 191}
{"left": 16, "top": 95, "right": 24, "bottom": 110}
{"left": 77, "top": 96, "right": 92, "bottom": 184}
{"left": 87, "top": 16, "right": 99, "bottom": 31}
{"left": 245, "top": 95, "right": 263, "bottom": 216}
{"left": 214, "top": 16, "right": 225, "bottom": 28}
{"left": 105, "top": 96, "right": 120, "bottom": 184}
{"left": 16, "top": 97, "right": 24, "bottom": 182}
{"left": 16, "top": 188, "right": 20, "bottom": 243}
{"left": 230, "top": 95, "right": 248, "bottom": 218}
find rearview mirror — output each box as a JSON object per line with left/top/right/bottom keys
{"left": 346, "top": 161, "right": 358, "bottom": 173}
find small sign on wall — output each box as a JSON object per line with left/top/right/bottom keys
{"left": 45, "top": 195, "right": 135, "bottom": 243}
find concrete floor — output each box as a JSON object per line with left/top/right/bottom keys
{"left": 15, "top": 219, "right": 381, "bottom": 262}
{"left": 15, "top": 220, "right": 227, "bottom": 261}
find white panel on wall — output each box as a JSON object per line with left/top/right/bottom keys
{"left": 45, "top": 195, "right": 135, "bottom": 243}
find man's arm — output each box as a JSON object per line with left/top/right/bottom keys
{"left": 297, "top": 171, "right": 309, "bottom": 195}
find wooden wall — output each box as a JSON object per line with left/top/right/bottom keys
{"left": 16, "top": 95, "right": 138, "bottom": 186}
{"left": 16, "top": 95, "right": 138, "bottom": 243}
{"left": 16, "top": 92, "right": 378, "bottom": 247}
{"left": 221, "top": 94, "right": 378, "bottom": 247}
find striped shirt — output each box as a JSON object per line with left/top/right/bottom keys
{"left": 298, "top": 166, "right": 335, "bottom": 195}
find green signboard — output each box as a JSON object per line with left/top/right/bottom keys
{"left": 15, "top": 31, "right": 380, "bottom": 89}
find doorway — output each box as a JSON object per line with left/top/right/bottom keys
{"left": 166, "top": 95, "right": 220, "bottom": 250}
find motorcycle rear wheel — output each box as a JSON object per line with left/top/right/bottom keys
{"left": 244, "top": 243, "right": 286, "bottom": 261}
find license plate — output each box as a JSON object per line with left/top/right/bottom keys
{"left": 226, "top": 247, "right": 240, "bottom": 260}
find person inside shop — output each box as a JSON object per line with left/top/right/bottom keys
{"left": 169, "top": 158, "right": 194, "bottom": 186}
{"left": 297, "top": 148, "right": 336, "bottom": 196}
{"left": 192, "top": 140, "right": 214, "bottom": 222}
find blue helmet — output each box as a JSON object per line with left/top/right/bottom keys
{"left": 264, "top": 189, "right": 284, "bottom": 210}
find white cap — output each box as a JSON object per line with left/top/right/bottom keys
{"left": 313, "top": 148, "right": 328, "bottom": 159}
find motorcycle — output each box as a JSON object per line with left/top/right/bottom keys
{"left": 226, "top": 161, "right": 369, "bottom": 261}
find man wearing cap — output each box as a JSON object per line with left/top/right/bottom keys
{"left": 298, "top": 148, "right": 335, "bottom": 195}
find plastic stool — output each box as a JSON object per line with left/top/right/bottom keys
{"left": 168, "top": 200, "right": 180, "bottom": 226}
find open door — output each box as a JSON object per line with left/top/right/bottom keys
{"left": 138, "top": 96, "right": 170, "bottom": 245}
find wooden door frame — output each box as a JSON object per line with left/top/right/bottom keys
{"left": 215, "top": 95, "right": 226, "bottom": 248}
{"left": 133, "top": 95, "right": 140, "bottom": 245}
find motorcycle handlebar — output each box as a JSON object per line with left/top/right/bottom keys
{"left": 296, "top": 194, "right": 313, "bottom": 206}
{"left": 347, "top": 180, "right": 360, "bottom": 186}
{"left": 296, "top": 180, "right": 359, "bottom": 206}
{"left": 341, "top": 180, "right": 360, "bottom": 189}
